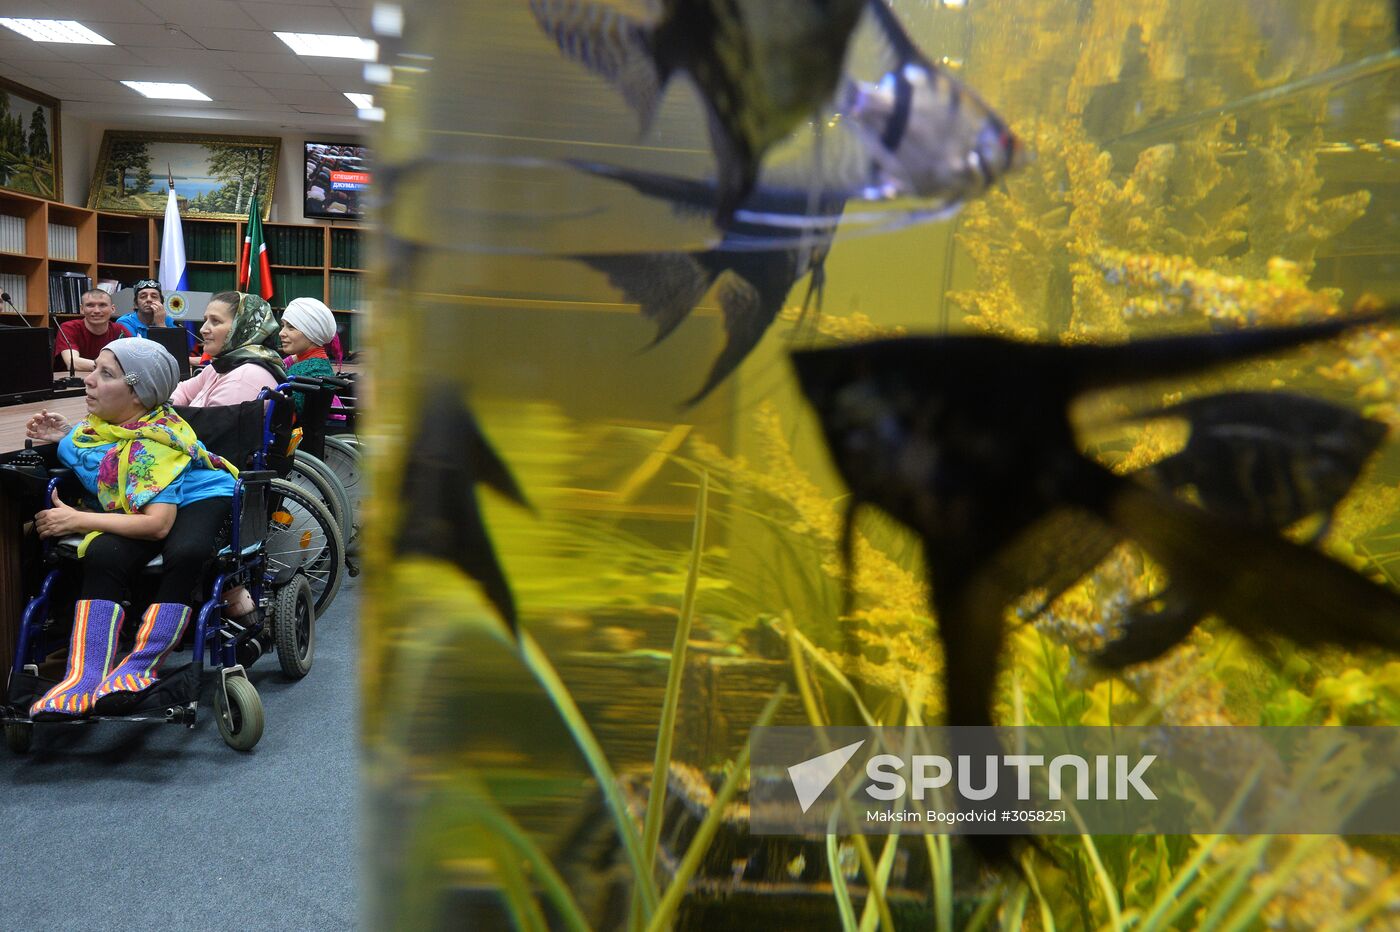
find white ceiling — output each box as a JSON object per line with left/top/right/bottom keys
{"left": 0, "top": 0, "right": 374, "bottom": 131}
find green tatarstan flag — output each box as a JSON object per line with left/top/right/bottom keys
{"left": 238, "top": 193, "right": 273, "bottom": 301}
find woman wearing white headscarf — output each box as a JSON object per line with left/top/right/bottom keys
{"left": 23, "top": 339, "right": 238, "bottom": 718}
{"left": 279, "top": 297, "right": 339, "bottom": 417}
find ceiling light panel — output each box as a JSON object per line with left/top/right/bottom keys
{"left": 275, "top": 32, "right": 378, "bottom": 60}
{"left": 0, "top": 18, "right": 112, "bottom": 44}
{"left": 122, "top": 81, "right": 212, "bottom": 101}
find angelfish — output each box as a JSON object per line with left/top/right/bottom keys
{"left": 838, "top": 0, "right": 1027, "bottom": 206}
{"left": 1095, "top": 391, "right": 1389, "bottom": 668}
{"left": 394, "top": 386, "right": 531, "bottom": 635}
{"left": 566, "top": 158, "right": 845, "bottom": 405}
{"left": 792, "top": 314, "right": 1400, "bottom": 735}
{"left": 530, "top": 0, "right": 868, "bottom": 223}
{"left": 793, "top": 315, "right": 1400, "bottom": 862}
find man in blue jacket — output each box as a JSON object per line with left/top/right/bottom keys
{"left": 115, "top": 279, "right": 195, "bottom": 349}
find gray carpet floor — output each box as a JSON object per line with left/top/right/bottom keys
{"left": 0, "top": 577, "right": 359, "bottom": 931}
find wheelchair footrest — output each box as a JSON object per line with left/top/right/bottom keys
{"left": 6, "top": 663, "right": 202, "bottom": 720}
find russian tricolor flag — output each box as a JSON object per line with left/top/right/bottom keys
{"left": 159, "top": 180, "right": 188, "bottom": 293}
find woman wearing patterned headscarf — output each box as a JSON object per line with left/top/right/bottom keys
{"left": 171, "top": 291, "right": 287, "bottom": 407}
{"left": 23, "top": 339, "right": 238, "bottom": 718}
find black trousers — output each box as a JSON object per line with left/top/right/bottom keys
{"left": 79, "top": 497, "right": 231, "bottom": 606}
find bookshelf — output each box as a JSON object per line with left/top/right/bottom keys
{"left": 1, "top": 188, "right": 368, "bottom": 350}
{"left": 0, "top": 189, "right": 98, "bottom": 325}
{"left": 327, "top": 227, "right": 365, "bottom": 351}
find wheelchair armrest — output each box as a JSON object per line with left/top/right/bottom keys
{"left": 235, "top": 470, "right": 277, "bottom": 489}
{"left": 45, "top": 468, "right": 84, "bottom": 504}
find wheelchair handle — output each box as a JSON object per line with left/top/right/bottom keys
{"left": 278, "top": 379, "right": 325, "bottom": 395}
{"left": 284, "top": 374, "right": 351, "bottom": 392}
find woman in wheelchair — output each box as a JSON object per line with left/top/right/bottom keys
{"left": 172, "top": 290, "right": 286, "bottom": 407}
{"left": 279, "top": 297, "right": 338, "bottom": 417}
{"left": 23, "top": 339, "right": 238, "bottom": 718}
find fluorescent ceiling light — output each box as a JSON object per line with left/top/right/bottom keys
{"left": 372, "top": 4, "right": 404, "bottom": 38}
{"left": 0, "top": 18, "right": 112, "bottom": 44}
{"left": 275, "top": 32, "right": 378, "bottom": 60}
{"left": 358, "top": 107, "right": 385, "bottom": 123}
{"left": 344, "top": 92, "right": 374, "bottom": 109}
{"left": 122, "top": 81, "right": 212, "bottom": 101}
{"left": 363, "top": 63, "right": 392, "bottom": 85}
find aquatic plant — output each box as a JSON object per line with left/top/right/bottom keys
{"left": 1092, "top": 249, "right": 1343, "bottom": 327}
{"left": 689, "top": 383, "right": 1400, "bottom": 928}
{"left": 947, "top": 0, "right": 1380, "bottom": 341}
{"left": 688, "top": 400, "right": 944, "bottom": 707}
{"left": 776, "top": 305, "right": 909, "bottom": 342}
{"left": 367, "top": 398, "right": 806, "bottom": 929}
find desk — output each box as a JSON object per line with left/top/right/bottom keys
{"left": 0, "top": 390, "right": 88, "bottom": 453}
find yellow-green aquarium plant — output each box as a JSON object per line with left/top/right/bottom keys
{"left": 365, "top": 0, "right": 1400, "bottom": 928}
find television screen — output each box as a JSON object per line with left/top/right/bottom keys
{"left": 304, "top": 141, "right": 370, "bottom": 219}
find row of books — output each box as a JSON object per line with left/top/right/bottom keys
{"left": 267, "top": 227, "right": 324, "bottom": 267}
{"left": 0, "top": 273, "right": 26, "bottom": 312}
{"left": 48, "top": 272, "right": 93, "bottom": 314}
{"left": 329, "top": 272, "right": 363, "bottom": 310}
{"left": 187, "top": 268, "right": 236, "bottom": 293}
{"left": 272, "top": 271, "right": 324, "bottom": 305}
{"left": 157, "top": 220, "right": 239, "bottom": 263}
{"left": 98, "top": 229, "right": 148, "bottom": 266}
{"left": 329, "top": 229, "right": 364, "bottom": 269}
{"left": 47, "top": 223, "right": 78, "bottom": 261}
{"left": 0, "top": 214, "right": 26, "bottom": 255}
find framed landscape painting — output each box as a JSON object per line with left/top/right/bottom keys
{"left": 88, "top": 130, "right": 279, "bottom": 220}
{"left": 0, "top": 76, "right": 61, "bottom": 200}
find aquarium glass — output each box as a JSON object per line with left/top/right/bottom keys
{"left": 363, "top": 1, "right": 1400, "bottom": 928}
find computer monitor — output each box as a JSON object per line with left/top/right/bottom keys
{"left": 0, "top": 328, "right": 53, "bottom": 404}
{"left": 149, "top": 327, "right": 192, "bottom": 380}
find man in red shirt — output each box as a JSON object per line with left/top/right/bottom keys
{"left": 55, "top": 289, "right": 131, "bottom": 372}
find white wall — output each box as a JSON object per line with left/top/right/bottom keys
{"left": 56, "top": 113, "right": 366, "bottom": 228}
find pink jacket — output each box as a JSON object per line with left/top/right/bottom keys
{"left": 171, "top": 363, "right": 280, "bottom": 408}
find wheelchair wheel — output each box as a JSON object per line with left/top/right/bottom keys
{"left": 4, "top": 722, "right": 33, "bottom": 754}
{"left": 290, "top": 451, "right": 352, "bottom": 550}
{"left": 320, "top": 436, "right": 362, "bottom": 541}
{"left": 216, "top": 675, "right": 264, "bottom": 751}
{"left": 272, "top": 575, "right": 315, "bottom": 679}
{"left": 269, "top": 478, "right": 344, "bottom": 617}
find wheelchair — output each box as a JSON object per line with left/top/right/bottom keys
{"left": 278, "top": 375, "right": 360, "bottom": 584}
{"left": 1, "top": 397, "right": 323, "bottom": 753}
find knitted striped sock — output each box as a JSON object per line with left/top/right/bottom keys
{"left": 92, "top": 603, "right": 193, "bottom": 708}
{"left": 30, "top": 600, "right": 125, "bottom": 718}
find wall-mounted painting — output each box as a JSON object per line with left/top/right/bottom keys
{"left": 0, "top": 76, "right": 61, "bottom": 200}
{"left": 88, "top": 130, "right": 279, "bottom": 220}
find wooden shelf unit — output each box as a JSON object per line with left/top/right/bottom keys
{"left": 1, "top": 189, "right": 368, "bottom": 348}
{"left": 0, "top": 189, "right": 99, "bottom": 324}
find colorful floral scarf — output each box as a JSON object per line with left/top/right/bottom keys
{"left": 71, "top": 404, "right": 239, "bottom": 514}
{"left": 211, "top": 292, "right": 287, "bottom": 381}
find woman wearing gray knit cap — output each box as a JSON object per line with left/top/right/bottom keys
{"left": 23, "top": 339, "right": 240, "bottom": 718}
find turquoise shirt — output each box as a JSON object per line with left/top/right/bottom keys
{"left": 58, "top": 428, "right": 235, "bottom": 509}
{"left": 114, "top": 311, "right": 195, "bottom": 348}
